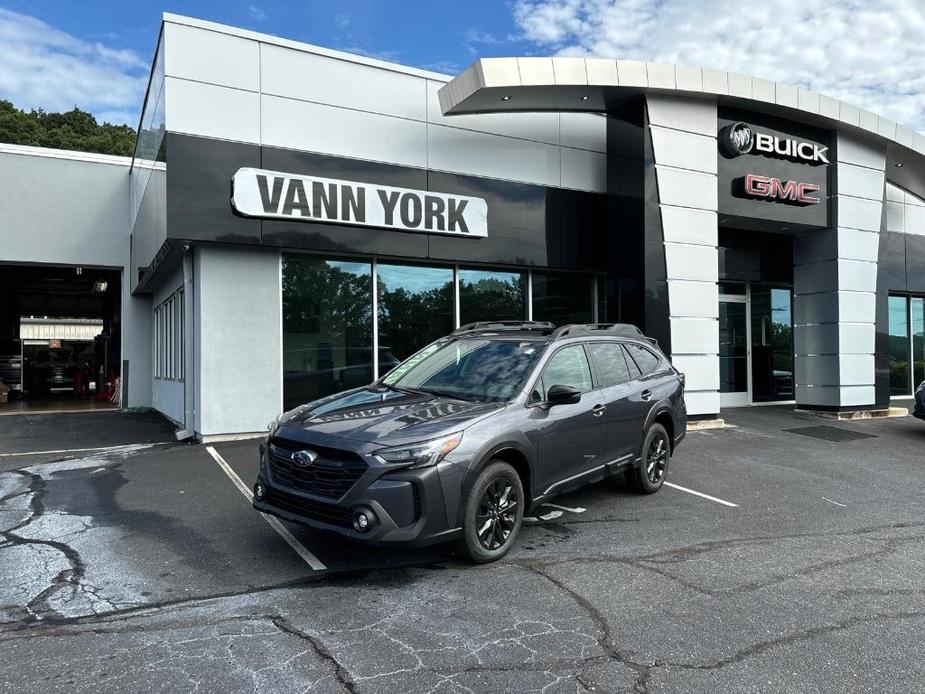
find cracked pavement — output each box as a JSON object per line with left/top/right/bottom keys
{"left": 1, "top": 408, "right": 924, "bottom": 693}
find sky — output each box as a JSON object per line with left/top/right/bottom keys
{"left": 0, "top": 0, "right": 923, "bottom": 134}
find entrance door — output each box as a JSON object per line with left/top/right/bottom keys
{"left": 719, "top": 285, "right": 750, "bottom": 407}
{"left": 750, "top": 286, "right": 794, "bottom": 402}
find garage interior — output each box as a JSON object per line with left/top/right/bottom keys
{"left": 0, "top": 264, "right": 122, "bottom": 413}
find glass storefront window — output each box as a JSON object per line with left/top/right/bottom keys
{"left": 888, "top": 295, "right": 911, "bottom": 396}
{"left": 282, "top": 255, "right": 373, "bottom": 410}
{"left": 913, "top": 297, "right": 924, "bottom": 389}
{"left": 751, "top": 287, "right": 794, "bottom": 402}
{"left": 531, "top": 271, "right": 593, "bottom": 327}
{"left": 377, "top": 263, "right": 454, "bottom": 373}
{"left": 458, "top": 268, "right": 527, "bottom": 324}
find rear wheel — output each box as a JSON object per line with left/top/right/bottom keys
{"left": 458, "top": 461, "right": 524, "bottom": 564}
{"left": 625, "top": 423, "right": 670, "bottom": 494}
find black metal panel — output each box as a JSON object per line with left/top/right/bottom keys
{"left": 717, "top": 107, "right": 831, "bottom": 230}
{"left": 425, "top": 172, "right": 555, "bottom": 267}
{"left": 718, "top": 228, "right": 794, "bottom": 284}
{"left": 642, "top": 105, "right": 671, "bottom": 355}
{"left": 165, "top": 133, "right": 262, "bottom": 245}
{"left": 874, "top": 207, "right": 894, "bottom": 408}
{"left": 905, "top": 234, "right": 925, "bottom": 293}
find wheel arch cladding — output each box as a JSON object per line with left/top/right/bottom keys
{"left": 459, "top": 445, "right": 533, "bottom": 525}
{"left": 653, "top": 409, "right": 676, "bottom": 451}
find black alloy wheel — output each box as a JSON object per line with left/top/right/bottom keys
{"left": 475, "top": 478, "right": 519, "bottom": 550}
{"left": 459, "top": 460, "right": 524, "bottom": 563}
{"left": 645, "top": 431, "right": 669, "bottom": 485}
{"left": 625, "top": 422, "right": 671, "bottom": 494}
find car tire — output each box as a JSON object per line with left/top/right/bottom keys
{"left": 625, "top": 423, "right": 670, "bottom": 494}
{"left": 458, "top": 460, "right": 524, "bottom": 564}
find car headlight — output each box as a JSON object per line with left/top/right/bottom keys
{"left": 375, "top": 433, "right": 463, "bottom": 469}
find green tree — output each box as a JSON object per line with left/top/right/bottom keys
{"left": 0, "top": 100, "right": 135, "bottom": 156}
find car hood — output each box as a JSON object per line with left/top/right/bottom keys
{"left": 277, "top": 387, "right": 504, "bottom": 445}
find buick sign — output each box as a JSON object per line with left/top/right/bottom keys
{"left": 292, "top": 449, "right": 318, "bottom": 468}
{"left": 720, "top": 122, "right": 754, "bottom": 157}
{"left": 232, "top": 168, "right": 488, "bottom": 238}
{"left": 720, "top": 123, "right": 828, "bottom": 165}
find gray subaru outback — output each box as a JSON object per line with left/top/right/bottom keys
{"left": 254, "top": 322, "right": 687, "bottom": 563}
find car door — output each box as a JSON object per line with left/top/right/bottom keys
{"left": 620, "top": 342, "right": 666, "bottom": 455}
{"left": 586, "top": 341, "right": 641, "bottom": 466}
{"left": 527, "top": 344, "right": 607, "bottom": 496}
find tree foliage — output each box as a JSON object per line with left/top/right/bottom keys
{"left": 0, "top": 100, "right": 135, "bottom": 156}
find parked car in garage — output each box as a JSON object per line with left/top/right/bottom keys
{"left": 255, "top": 322, "right": 687, "bottom": 563}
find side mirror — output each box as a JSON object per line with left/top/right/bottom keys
{"left": 546, "top": 384, "right": 582, "bottom": 406}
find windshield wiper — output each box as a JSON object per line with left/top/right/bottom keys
{"left": 378, "top": 383, "right": 429, "bottom": 396}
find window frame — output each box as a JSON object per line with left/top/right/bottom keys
{"left": 586, "top": 340, "right": 635, "bottom": 389}
{"left": 527, "top": 343, "right": 596, "bottom": 405}
{"left": 623, "top": 342, "right": 663, "bottom": 378}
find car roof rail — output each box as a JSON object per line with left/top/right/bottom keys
{"left": 553, "top": 323, "right": 658, "bottom": 345}
{"left": 451, "top": 320, "right": 557, "bottom": 335}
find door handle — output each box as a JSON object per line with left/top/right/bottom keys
{"left": 641, "top": 390, "right": 653, "bottom": 401}
{"left": 591, "top": 403, "right": 606, "bottom": 417}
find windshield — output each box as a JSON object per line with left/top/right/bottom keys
{"left": 381, "top": 338, "right": 546, "bottom": 402}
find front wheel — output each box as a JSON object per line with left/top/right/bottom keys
{"left": 458, "top": 461, "right": 524, "bottom": 564}
{"left": 625, "top": 423, "right": 670, "bottom": 494}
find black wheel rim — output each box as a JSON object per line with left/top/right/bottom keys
{"left": 475, "top": 478, "right": 519, "bottom": 551}
{"left": 646, "top": 434, "right": 668, "bottom": 484}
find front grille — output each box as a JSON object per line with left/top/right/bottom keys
{"left": 263, "top": 487, "right": 354, "bottom": 528}
{"left": 268, "top": 437, "right": 367, "bottom": 499}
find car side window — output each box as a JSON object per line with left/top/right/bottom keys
{"left": 625, "top": 343, "right": 661, "bottom": 375}
{"left": 588, "top": 342, "right": 632, "bottom": 388}
{"left": 531, "top": 345, "right": 593, "bottom": 402}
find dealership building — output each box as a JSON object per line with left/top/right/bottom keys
{"left": 1, "top": 13, "right": 923, "bottom": 436}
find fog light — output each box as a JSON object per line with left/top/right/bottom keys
{"left": 353, "top": 512, "right": 370, "bottom": 532}
{"left": 254, "top": 483, "right": 265, "bottom": 501}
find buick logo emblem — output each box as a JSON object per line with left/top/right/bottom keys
{"left": 720, "top": 122, "right": 753, "bottom": 157}
{"left": 292, "top": 449, "right": 318, "bottom": 468}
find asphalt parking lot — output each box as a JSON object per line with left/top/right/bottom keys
{"left": 1, "top": 407, "right": 924, "bottom": 693}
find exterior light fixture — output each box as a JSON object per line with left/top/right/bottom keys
{"left": 895, "top": 162, "right": 904, "bottom": 168}
{"left": 93, "top": 279, "right": 108, "bottom": 293}
{"left": 501, "top": 95, "right": 511, "bottom": 101}
{"left": 580, "top": 95, "right": 590, "bottom": 101}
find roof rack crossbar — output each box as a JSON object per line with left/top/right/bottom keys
{"left": 552, "top": 323, "right": 657, "bottom": 345}
{"left": 451, "top": 320, "right": 556, "bottom": 335}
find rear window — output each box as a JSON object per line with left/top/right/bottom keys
{"left": 588, "top": 342, "right": 632, "bottom": 387}
{"left": 624, "top": 343, "right": 661, "bottom": 375}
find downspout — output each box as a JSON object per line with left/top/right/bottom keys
{"left": 176, "top": 246, "right": 196, "bottom": 440}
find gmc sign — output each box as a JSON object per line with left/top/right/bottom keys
{"left": 742, "top": 174, "right": 821, "bottom": 205}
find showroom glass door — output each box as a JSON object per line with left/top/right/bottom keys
{"left": 750, "top": 286, "right": 794, "bottom": 402}
{"left": 719, "top": 284, "right": 750, "bottom": 407}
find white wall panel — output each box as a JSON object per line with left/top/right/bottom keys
{"left": 166, "top": 78, "right": 259, "bottom": 144}
{"left": 646, "top": 95, "right": 716, "bottom": 136}
{"left": 164, "top": 23, "right": 259, "bottom": 91}
{"left": 649, "top": 126, "right": 717, "bottom": 174}
{"left": 837, "top": 163, "right": 885, "bottom": 200}
{"left": 655, "top": 167, "right": 718, "bottom": 210}
{"left": 836, "top": 132, "right": 885, "bottom": 169}
{"left": 838, "top": 322, "right": 875, "bottom": 355}
{"left": 905, "top": 203, "right": 925, "bottom": 234}
{"left": 560, "top": 147, "right": 606, "bottom": 193}
{"left": 670, "top": 355, "right": 719, "bottom": 391}
{"left": 262, "top": 44, "right": 427, "bottom": 121}
{"left": 839, "top": 385, "right": 877, "bottom": 406}
{"left": 664, "top": 244, "right": 718, "bottom": 282}
{"left": 836, "top": 229, "right": 880, "bottom": 261}
{"left": 559, "top": 112, "right": 606, "bottom": 152}
{"left": 837, "top": 196, "right": 883, "bottom": 231}
{"left": 838, "top": 292, "right": 877, "bottom": 324}
{"left": 684, "top": 391, "right": 721, "bottom": 416}
{"left": 427, "top": 124, "right": 560, "bottom": 187}
{"left": 670, "top": 318, "right": 719, "bottom": 355}
{"left": 660, "top": 206, "right": 717, "bottom": 246}
{"left": 837, "top": 259, "right": 878, "bottom": 292}
{"left": 668, "top": 280, "right": 719, "bottom": 318}
{"left": 262, "top": 95, "right": 427, "bottom": 168}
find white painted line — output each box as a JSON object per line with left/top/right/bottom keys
{"left": 542, "top": 503, "right": 587, "bottom": 514}
{"left": 821, "top": 496, "right": 848, "bottom": 507}
{"left": 524, "top": 510, "right": 564, "bottom": 523}
{"left": 0, "top": 442, "right": 172, "bottom": 458}
{"left": 664, "top": 481, "right": 738, "bottom": 508}
{"left": 205, "top": 446, "right": 326, "bottom": 571}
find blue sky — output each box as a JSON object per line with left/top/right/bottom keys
{"left": 0, "top": 1, "right": 922, "bottom": 132}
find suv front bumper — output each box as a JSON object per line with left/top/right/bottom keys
{"left": 252, "top": 441, "right": 462, "bottom": 547}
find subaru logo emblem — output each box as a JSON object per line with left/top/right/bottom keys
{"left": 720, "top": 121, "right": 753, "bottom": 157}
{"left": 292, "top": 449, "right": 318, "bottom": 468}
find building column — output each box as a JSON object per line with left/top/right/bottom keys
{"left": 645, "top": 95, "right": 720, "bottom": 417}
{"left": 794, "top": 132, "right": 886, "bottom": 410}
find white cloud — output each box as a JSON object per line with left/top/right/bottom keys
{"left": 248, "top": 5, "right": 267, "bottom": 21}
{"left": 511, "top": 0, "right": 925, "bottom": 132}
{"left": 0, "top": 8, "right": 147, "bottom": 125}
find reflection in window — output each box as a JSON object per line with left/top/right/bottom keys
{"left": 458, "top": 269, "right": 527, "bottom": 324}
{"left": 282, "top": 255, "right": 373, "bottom": 409}
{"left": 377, "top": 263, "right": 454, "bottom": 371}
{"left": 588, "top": 342, "right": 631, "bottom": 387}
{"left": 532, "top": 271, "right": 593, "bottom": 327}
{"left": 889, "top": 296, "right": 910, "bottom": 396}
{"left": 913, "top": 297, "right": 924, "bottom": 389}
{"left": 533, "top": 345, "right": 592, "bottom": 401}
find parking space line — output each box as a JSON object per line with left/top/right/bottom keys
{"left": 821, "top": 496, "right": 848, "bottom": 507}
{"left": 205, "top": 446, "right": 327, "bottom": 571}
{"left": 664, "top": 481, "right": 738, "bottom": 508}
{"left": 0, "top": 442, "right": 172, "bottom": 457}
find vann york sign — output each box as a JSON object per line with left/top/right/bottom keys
{"left": 232, "top": 168, "right": 488, "bottom": 238}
